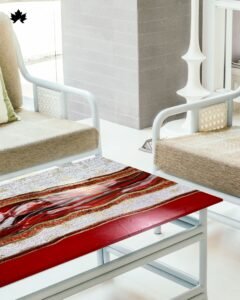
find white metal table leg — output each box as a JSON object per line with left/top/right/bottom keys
{"left": 103, "top": 248, "right": 110, "bottom": 263}
{"left": 97, "top": 248, "right": 110, "bottom": 266}
{"left": 199, "top": 209, "right": 208, "bottom": 299}
{"left": 97, "top": 249, "right": 104, "bottom": 266}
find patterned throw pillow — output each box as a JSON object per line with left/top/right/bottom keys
{"left": 0, "top": 67, "right": 20, "bottom": 124}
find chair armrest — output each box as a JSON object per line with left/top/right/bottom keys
{"left": 152, "top": 87, "right": 240, "bottom": 148}
{"left": 32, "top": 77, "right": 100, "bottom": 130}
{"left": 14, "top": 33, "right": 99, "bottom": 130}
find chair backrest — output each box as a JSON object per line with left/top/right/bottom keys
{"left": 0, "top": 12, "right": 22, "bottom": 109}
{"left": 198, "top": 102, "right": 228, "bottom": 132}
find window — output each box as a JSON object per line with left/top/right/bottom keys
{"left": 0, "top": 1, "right": 62, "bottom": 108}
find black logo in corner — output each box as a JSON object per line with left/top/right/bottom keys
{"left": 11, "top": 10, "right": 27, "bottom": 24}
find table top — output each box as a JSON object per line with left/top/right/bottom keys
{"left": 0, "top": 157, "right": 221, "bottom": 286}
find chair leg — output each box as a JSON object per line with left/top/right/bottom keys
{"left": 154, "top": 226, "right": 162, "bottom": 235}
{"left": 97, "top": 135, "right": 102, "bottom": 156}
{"left": 97, "top": 145, "right": 102, "bottom": 156}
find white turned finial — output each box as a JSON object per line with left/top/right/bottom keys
{"left": 177, "top": 0, "right": 210, "bottom": 103}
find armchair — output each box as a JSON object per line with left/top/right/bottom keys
{"left": 0, "top": 13, "right": 101, "bottom": 182}
{"left": 153, "top": 88, "right": 240, "bottom": 229}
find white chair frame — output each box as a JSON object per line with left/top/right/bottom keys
{"left": 0, "top": 34, "right": 101, "bottom": 183}
{"left": 153, "top": 88, "right": 240, "bottom": 229}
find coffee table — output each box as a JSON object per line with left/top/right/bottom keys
{"left": 0, "top": 157, "right": 221, "bottom": 300}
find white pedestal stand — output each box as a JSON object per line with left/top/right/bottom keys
{"left": 141, "top": 0, "right": 212, "bottom": 152}
{"left": 177, "top": 0, "right": 210, "bottom": 133}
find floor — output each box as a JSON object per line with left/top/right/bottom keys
{"left": 1, "top": 60, "right": 240, "bottom": 299}
{"left": 1, "top": 118, "right": 240, "bottom": 300}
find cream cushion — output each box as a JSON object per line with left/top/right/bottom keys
{"left": 155, "top": 127, "right": 240, "bottom": 197}
{"left": 0, "top": 109, "right": 99, "bottom": 173}
{"left": 0, "top": 13, "right": 22, "bottom": 109}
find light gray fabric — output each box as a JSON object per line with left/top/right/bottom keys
{"left": 155, "top": 127, "right": 240, "bottom": 197}
{"left": 0, "top": 12, "right": 22, "bottom": 109}
{"left": 0, "top": 109, "right": 99, "bottom": 173}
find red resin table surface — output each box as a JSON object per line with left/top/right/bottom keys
{"left": 0, "top": 157, "right": 221, "bottom": 286}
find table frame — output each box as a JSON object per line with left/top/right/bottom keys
{"left": 18, "top": 210, "right": 208, "bottom": 300}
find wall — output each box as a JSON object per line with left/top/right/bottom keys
{"left": 62, "top": 0, "right": 190, "bottom": 129}
{"left": 233, "top": 11, "right": 240, "bottom": 62}
{"left": 62, "top": 0, "right": 139, "bottom": 127}
{"left": 138, "top": 0, "right": 190, "bottom": 128}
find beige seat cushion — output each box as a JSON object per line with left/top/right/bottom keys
{"left": 155, "top": 127, "right": 240, "bottom": 197}
{"left": 0, "top": 13, "right": 22, "bottom": 109}
{"left": 0, "top": 109, "right": 99, "bottom": 173}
